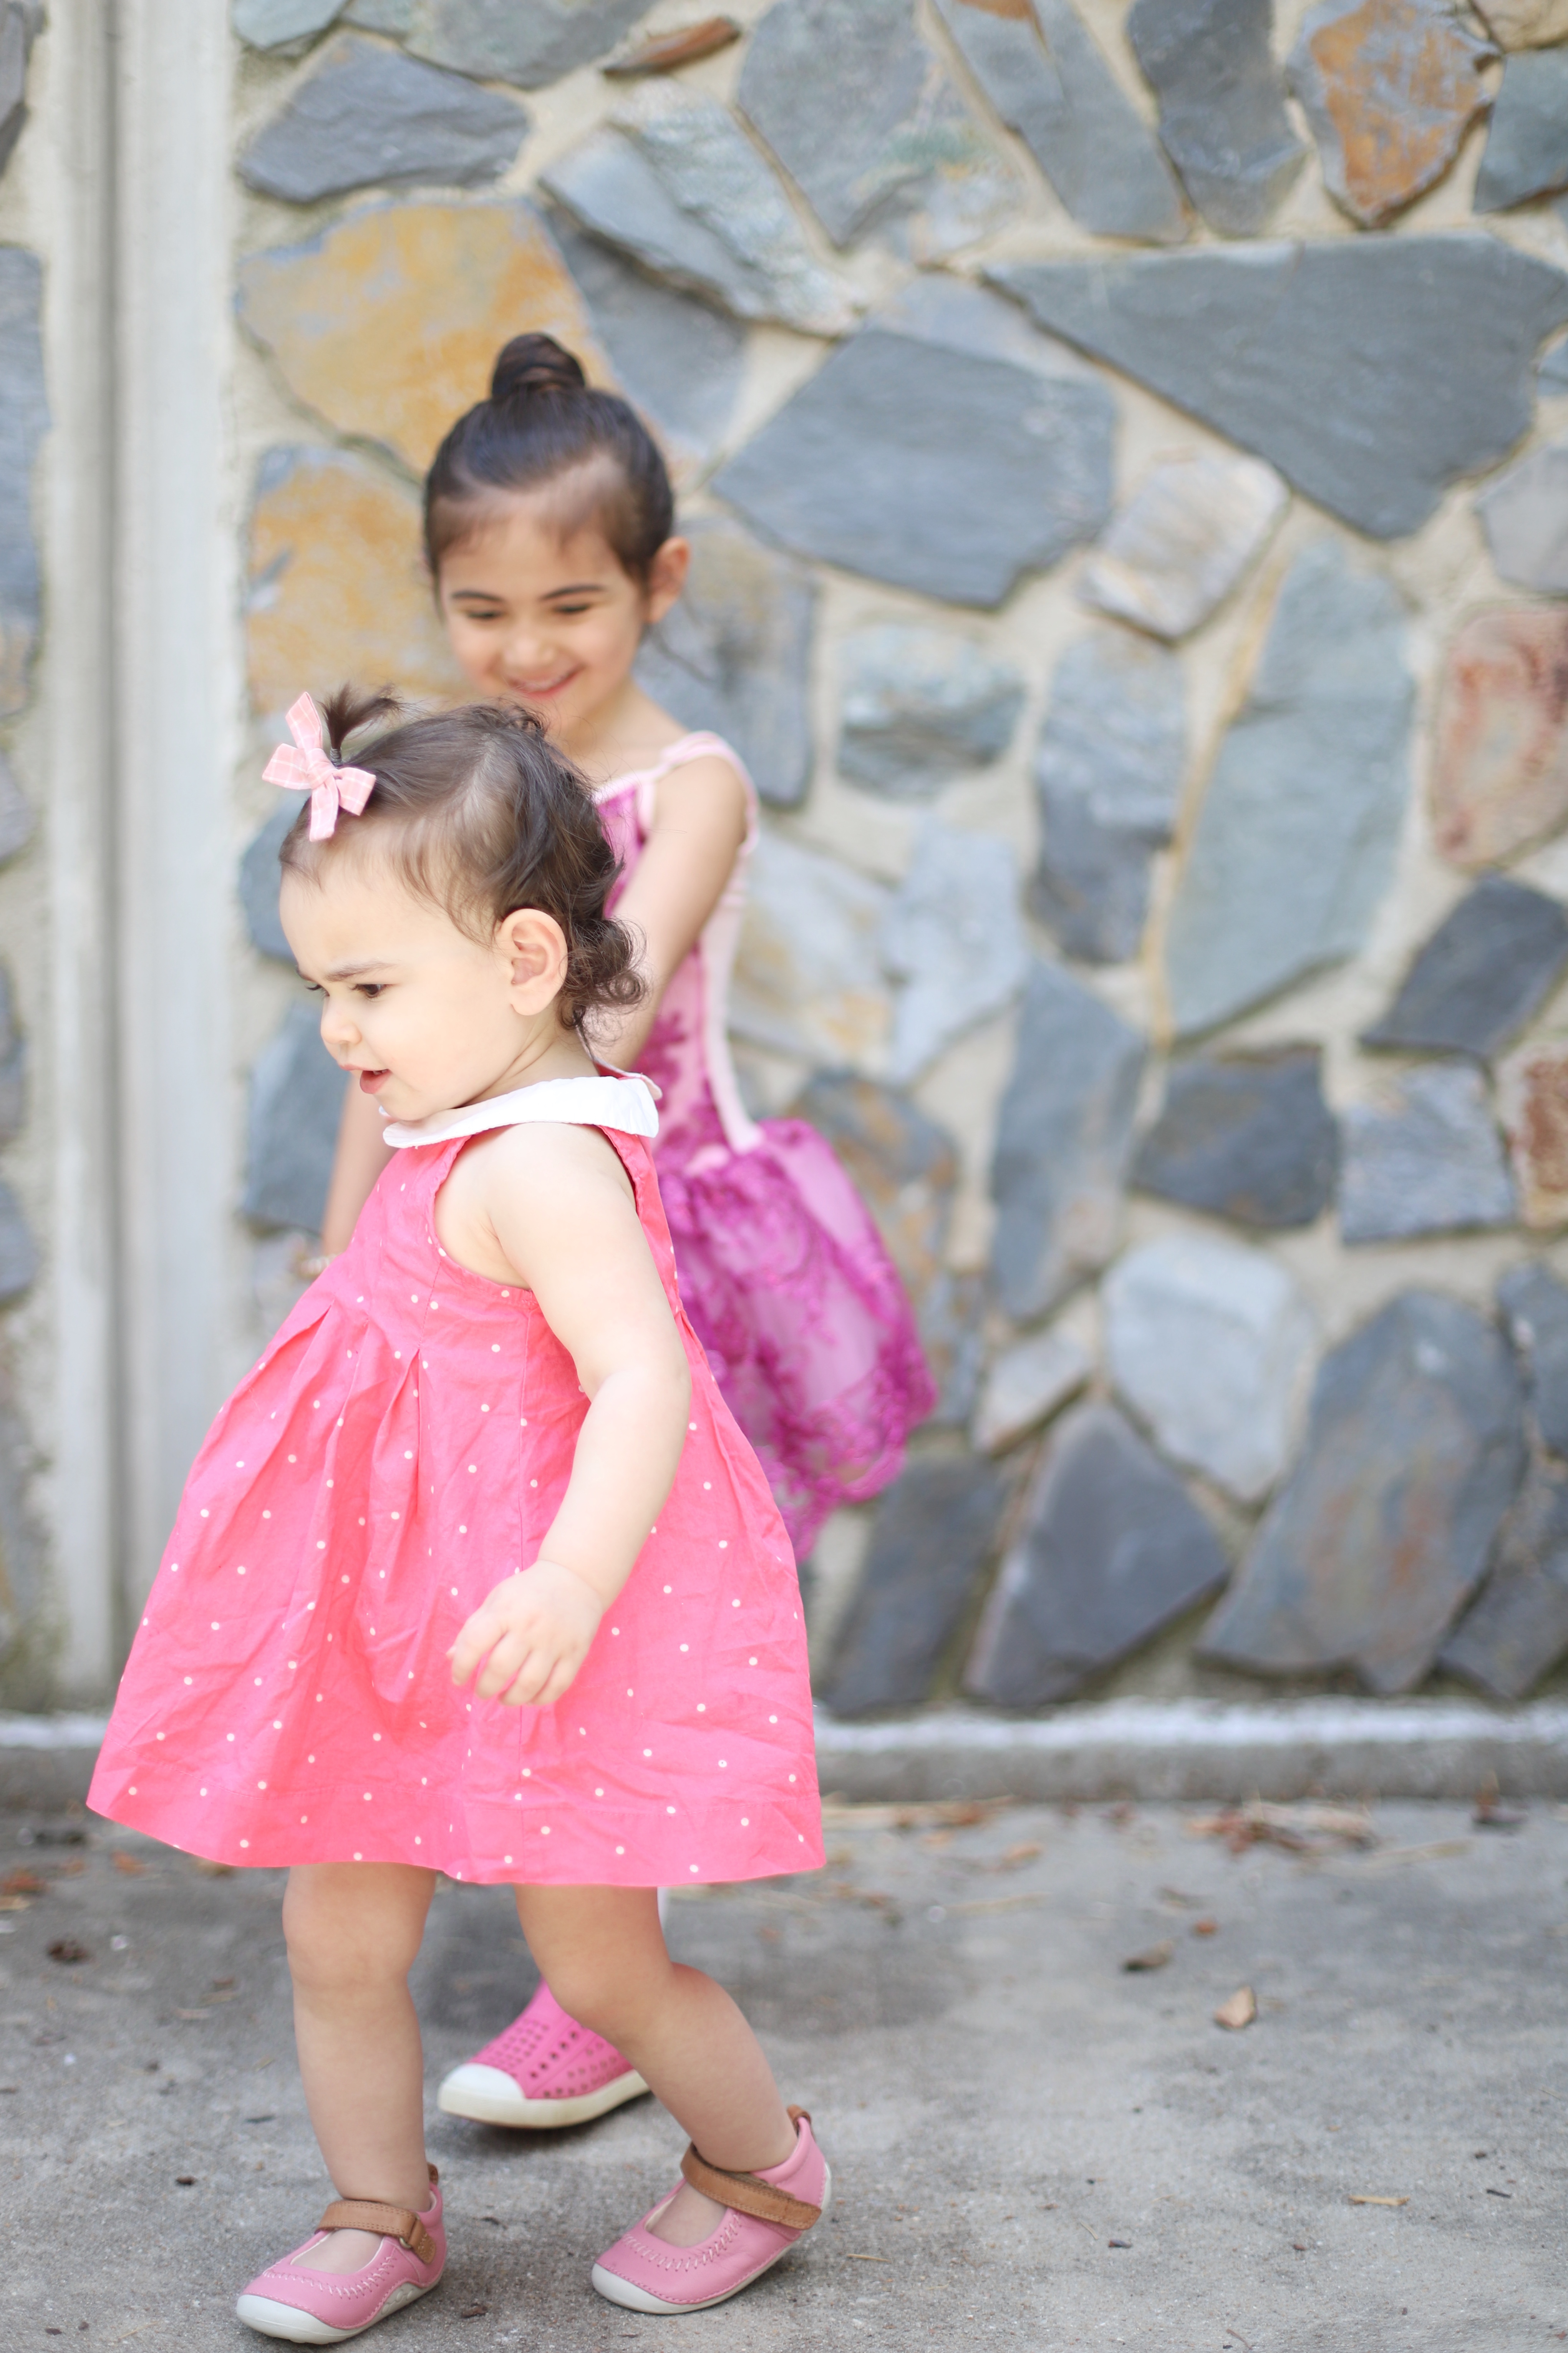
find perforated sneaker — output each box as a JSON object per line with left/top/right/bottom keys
{"left": 437, "top": 1981, "right": 649, "bottom": 2128}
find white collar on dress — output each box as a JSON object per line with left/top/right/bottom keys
{"left": 380, "top": 1069, "right": 660, "bottom": 1150}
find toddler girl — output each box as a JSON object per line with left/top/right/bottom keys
{"left": 314, "top": 334, "right": 935, "bottom": 2136}
{"left": 89, "top": 690, "right": 829, "bottom": 2339}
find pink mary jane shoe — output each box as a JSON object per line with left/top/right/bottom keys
{"left": 438, "top": 1980, "right": 649, "bottom": 2128}
{"left": 591, "top": 2106, "right": 830, "bottom": 2314}
{"left": 235, "top": 2165, "right": 445, "bottom": 2344}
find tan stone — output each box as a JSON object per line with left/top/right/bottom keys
{"left": 1499, "top": 1037, "right": 1568, "bottom": 1230}
{"left": 247, "top": 447, "right": 465, "bottom": 722}
{"left": 1475, "top": 0, "right": 1568, "bottom": 47}
{"left": 237, "top": 201, "right": 609, "bottom": 476}
{"left": 1431, "top": 608, "right": 1568, "bottom": 870}
{"left": 1077, "top": 452, "right": 1287, "bottom": 642}
{"left": 1290, "top": 0, "right": 1493, "bottom": 230}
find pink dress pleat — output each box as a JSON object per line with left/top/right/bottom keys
{"left": 88, "top": 1086, "right": 822, "bottom": 1887}
{"left": 597, "top": 735, "right": 936, "bottom": 1558}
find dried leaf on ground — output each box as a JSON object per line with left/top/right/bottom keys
{"left": 1193, "top": 1917, "right": 1219, "bottom": 1936}
{"left": 818, "top": 1797, "right": 1012, "bottom": 1831}
{"left": 1348, "top": 2194, "right": 1408, "bottom": 2207}
{"left": 46, "top": 1939, "right": 91, "bottom": 1965}
{"left": 1214, "top": 1985, "right": 1257, "bottom": 2030}
{"left": 2, "top": 1868, "right": 46, "bottom": 1896}
{"left": 113, "top": 1854, "right": 146, "bottom": 1876}
{"left": 191, "top": 1859, "right": 234, "bottom": 1877}
{"left": 1123, "top": 1940, "right": 1175, "bottom": 1972}
{"left": 1473, "top": 1774, "right": 1527, "bottom": 1830}
{"left": 1187, "top": 1801, "right": 1377, "bottom": 1856}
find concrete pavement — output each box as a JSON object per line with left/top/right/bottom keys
{"left": 2, "top": 1796, "right": 1563, "bottom": 2351}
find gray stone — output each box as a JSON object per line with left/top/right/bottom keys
{"left": 991, "top": 239, "right": 1568, "bottom": 541}
{"left": 1104, "top": 1233, "right": 1316, "bottom": 1503}
{"left": 238, "top": 34, "right": 530, "bottom": 205}
{"left": 1477, "top": 438, "right": 1568, "bottom": 597}
{"left": 1439, "top": 1454, "right": 1568, "bottom": 1701}
{"left": 1200, "top": 1290, "right": 1526, "bottom": 1694}
{"left": 404, "top": 0, "right": 656, "bottom": 86}
{"left": 0, "top": 246, "right": 47, "bottom": 718}
{"left": 233, "top": 0, "right": 343, "bottom": 48}
{"left": 0, "top": 964, "right": 25, "bottom": 1145}
{"left": 1339, "top": 1063, "right": 1517, "bottom": 1246}
{"left": 1031, "top": 628, "right": 1185, "bottom": 967}
{"left": 739, "top": 0, "right": 1018, "bottom": 258}
{"left": 243, "top": 1000, "right": 348, "bottom": 1234}
{"left": 730, "top": 835, "right": 891, "bottom": 1074}
{"left": 1498, "top": 1259, "right": 1568, "bottom": 1458}
{"left": 0, "top": 745, "right": 31, "bottom": 864}
{"left": 549, "top": 212, "right": 746, "bottom": 472}
{"left": 240, "top": 799, "right": 304, "bottom": 966}
{"left": 1288, "top": 0, "right": 1493, "bottom": 231}
{"left": 0, "top": 1176, "right": 35, "bottom": 1304}
{"left": 344, "top": 0, "right": 416, "bottom": 27}
{"left": 972, "top": 1324, "right": 1092, "bottom": 1458}
{"left": 990, "top": 959, "right": 1145, "bottom": 1323}
{"left": 882, "top": 821, "right": 1029, "bottom": 1086}
{"left": 1165, "top": 542, "right": 1412, "bottom": 1039}
{"left": 633, "top": 518, "right": 814, "bottom": 811}
{"left": 716, "top": 276, "right": 1114, "bottom": 609}
{"left": 837, "top": 625, "right": 1024, "bottom": 799}
{"left": 1132, "top": 1046, "right": 1338, "bottom": 1230}
{"left": 966, "top": 1402, "right": 1229, "bottom": 1708}
{"left": 1541, "top": 337, "right": 1568, "bottom": 394}
{"left": 1362, "top": 875, "right": 1568, "bottom": 1059}
{"left": 0, "top": 5, "right": 41, "bottom": 182}
{"left": 1077, "top": 453, "right": 1287, "bottom": 643}
{"left": 541, "top": 82, "right": 857, "bottom": 335}
{"left": 824, "top": 1457, "right": 1008, "bottom": 1717}
{"left": 1475, "top": 48, "right": 1568, "bottom": 212}
{"left": 1127, "top": 0, "right": 1305, "bottom": 236}
{"left": 934, "top": 0, "right": 1186, "bottom": 245}
{"left": 919, "top": 1270, "right": 988, "bottom": 1431}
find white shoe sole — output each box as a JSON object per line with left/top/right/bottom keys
{"left": 235, "top": 2277, "right": 434, "bottom": 2343}
{"left": 590, "top": 2163, "right": 833, "bottom": 2314}
{"left": 437, "top": 2058, "right": 650, "bottom": 2129}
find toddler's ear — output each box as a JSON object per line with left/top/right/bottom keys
{"left": 643, "top": 535, "right": 689, "bottom": 626}
{"left": 498, "top": 906, "right": 570, "bottom": 1014}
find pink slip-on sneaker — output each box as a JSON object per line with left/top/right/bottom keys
{"left": 235, "top": 2165, "right": 444, "bottom": 2344}
{"left": 438, "top": 1980, "right": 649, "bottom": 2128}
{"left": 590, "top": 2106, "right": 830, "bottom": 2314}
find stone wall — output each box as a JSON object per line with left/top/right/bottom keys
{"left": 8, "top": 0, "right": 1568, "bottom": 1710}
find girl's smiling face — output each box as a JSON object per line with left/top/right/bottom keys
{"left": 280, "top": 853, "right": 583, "bottom": 1127}
{"left": 438, "top": 482, "right": 686, "bottom": 755}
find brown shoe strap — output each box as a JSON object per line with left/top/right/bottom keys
{"left": 679, "top": 2109, "right": 820, "bottom": 2231}
{"left": 318, "top": 2167, "right": 439, "bottom": 2267}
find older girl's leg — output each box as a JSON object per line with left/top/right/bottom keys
{"left": 515, "top": 1884, "right": 795, "bottom": 2246}
{"left": 283, "top": 1862, "right": 436, "bottom": 2273}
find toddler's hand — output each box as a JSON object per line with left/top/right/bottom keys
{"left": 449, "top": 1560, "right": 603, "bottom": 1707}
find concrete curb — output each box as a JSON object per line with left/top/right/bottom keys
{"left": 5, "top": 1699, "right": 1568, "bottom": 1810}
{"left": 814, "top": 1699, "right": 1568, "bottom": 1802}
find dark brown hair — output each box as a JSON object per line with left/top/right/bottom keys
{"left": 424, "top": 334, "right": 675, "bottom": 584}
{"left": 279, "top": 687, "right": 645, "bottom": 1032}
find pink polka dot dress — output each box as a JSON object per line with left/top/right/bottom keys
{"left": 88, "top": 1075, "right": 824, "bottom": 1887}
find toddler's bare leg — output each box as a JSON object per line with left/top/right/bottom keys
{"left": 283, "top": 1862, "right": 436, "bottom": 2273}
{"left": 516, "top": 1885, "right": 797, "bottom": 2248}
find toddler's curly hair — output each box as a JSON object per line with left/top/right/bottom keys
{"left": 278, "top": 687, "right": 645, "bottom": 1033}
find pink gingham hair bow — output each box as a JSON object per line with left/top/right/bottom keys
{"left": 264, "top": 693, "right": 377, "bottom": 842}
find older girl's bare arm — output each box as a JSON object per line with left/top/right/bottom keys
{"left": 590, "top": 754, "right": 746, "bottom": 1069}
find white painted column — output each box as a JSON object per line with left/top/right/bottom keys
{"left": 35, "top": 0, "right": 119, "bottom": 1694}
{"left": 111, "top": 1, "right": 239, "bottom": 1621}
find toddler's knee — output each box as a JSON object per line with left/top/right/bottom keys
{"left": 542, "top": 1948, "right": 660, "bottom": 2041}
{"left": 282, "top": 1872, "right": 424, "bottom": 1996}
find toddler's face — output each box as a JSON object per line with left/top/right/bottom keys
{"left": 437, "top": 490, "right": 682, "bottom": 745}
{"left": 281, "top": 855, "right": 569, "bottom": 1125}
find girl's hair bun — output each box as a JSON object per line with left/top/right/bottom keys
{"left": 491, "top": 333, "right": 587, "bottom": 403}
